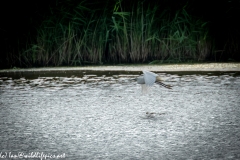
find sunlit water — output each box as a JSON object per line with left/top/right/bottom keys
{"left": 0, "top": 72, "right": 240, "bottom": 159}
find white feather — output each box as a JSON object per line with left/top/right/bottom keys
{"left": 143, "top": 70, "right": 157, "bottom": 86}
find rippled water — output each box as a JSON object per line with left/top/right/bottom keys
{"left": 0, "top": 71, "right": 240, "bottom": 159}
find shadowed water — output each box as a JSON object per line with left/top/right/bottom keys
{"left": 0, "top": 72, "right": 240, "bottom": 159}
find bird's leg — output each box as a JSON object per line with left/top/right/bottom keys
{"left": 141, "top": 84, "right": 148, "bottom": 93}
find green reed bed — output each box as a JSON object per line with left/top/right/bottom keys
{"left": 21, "top": 0, "right": 210, "bottom": 67}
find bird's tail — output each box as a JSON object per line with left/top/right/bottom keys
{"left": 155, "top": 81, "right": 172, "bottom": 89}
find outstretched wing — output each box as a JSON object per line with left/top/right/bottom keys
{"left": 143, "top": 70, "right": 157, "bottom": 86}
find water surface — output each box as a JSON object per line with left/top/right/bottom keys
{"left": 0, "top": 71, "right": 240, "bottom": 159}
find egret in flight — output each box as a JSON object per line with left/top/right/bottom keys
{"left": 137, "top": 70, "right": 172, "bottom": 91}
{"left": 136, "top": 71, "right": 172, "bottom": 117}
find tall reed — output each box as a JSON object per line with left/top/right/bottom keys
{"left": 20, "top": 0, "right": 210, "bottom": 67}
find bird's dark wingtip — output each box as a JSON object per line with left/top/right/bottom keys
{"left": 156, "top": 81, "right": 172, "bottom": 89}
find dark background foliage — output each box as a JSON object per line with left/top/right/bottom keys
{"left": 1, "top": 0, "right": 240, "bottom": 68}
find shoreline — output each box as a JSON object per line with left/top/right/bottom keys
{"left": 1, "top": 63, "right": 240, "bottom": 72}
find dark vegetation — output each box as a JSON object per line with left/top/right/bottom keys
{"left": 1, "top": 0, "right": 240, "bottom": 68}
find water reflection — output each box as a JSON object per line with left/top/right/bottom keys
{"left": 0, "top": 72, "right": 240, "bottom": 159}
